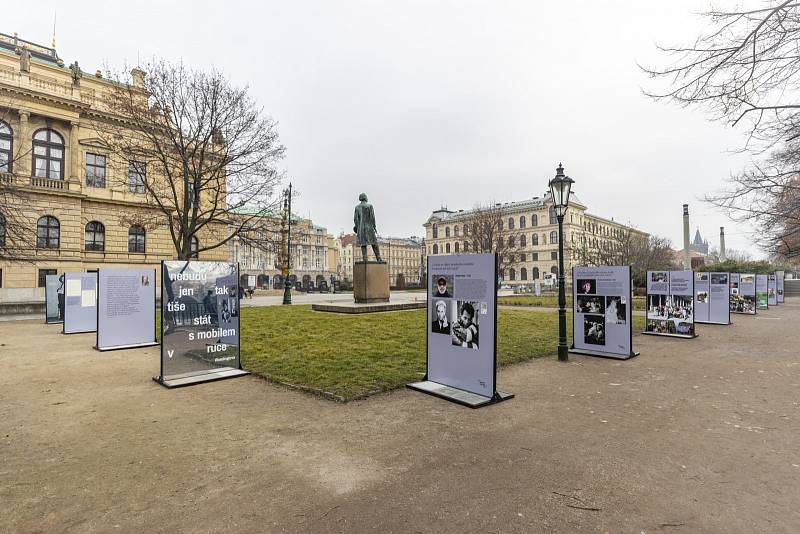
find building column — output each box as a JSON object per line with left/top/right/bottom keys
{"left": 68, "top": 121, "right": 80, "bottom": 190}
{"left": 17, "top": 110, "right": 30, "bottom": 177}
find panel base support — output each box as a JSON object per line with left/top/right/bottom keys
{"left": 406, "top": 380, "right": 513, "bottom": 409}
{"left": 153, "top": 368, "right": 250, "bottom": 389}
{"left": 568, "top": 348, "right": 639, "bottom": 360}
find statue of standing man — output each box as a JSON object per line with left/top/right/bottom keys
{"left": 353, "top": 193, "right": 383, "bottom": 263}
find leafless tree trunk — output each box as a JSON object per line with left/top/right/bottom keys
{"left": 95, "top": 60, "right": 285, "bottom": 260}
{"left": 0, "top": 102, "right": 37, "bottom": 261}
{"left": 643, "top": 2, "right": 800, "bottom": 262}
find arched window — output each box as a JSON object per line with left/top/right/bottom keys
{"left": 498, "top": 236, "right": 504, "bottom": 248}
{"left": 532, "top": 233, "right": 538, "bottom": 246}
{"left": 453, "top": 225, "right": 459, "bottom": 237}
{"left": 532, "top": 214, "right": 538, "bottom": 226}
{"left": 433, "top": 243, "right": 439, "bottom": 254}
{"left": 463, "top": 241, "right": 469, "bottom": 252}
{"left": 548, "top": 206, "right": 557, "bottom": 225}
{"left": 128, "top": 225, "right": 146, "bottom": 253}
{"left": 520, "top": 234, "right": 527, "bottom": 247}
{"left": 445, "top": 242, "right": 451, "bottom": 253}
{"left": 33, "top": 129, "right": 65, "bottom": 180}
{"left": 445, "top": 226, "right": 451, "bottom": 237}
{"left": 532, "top": 267, "right": 540, "bottom": 279}
{"left": 520, "top": 215, "right": 526, "bottom": 228}
{"left": 498, "top": 219, "right": 503, "bottom": 231}
{"left": 508, "top": 235, "right": 515, "bottom": 248}
{"left": 84, "top": 221, "right": 105, "bottom": 251}
{"left": 508, "top": 217, "right": 515, "bottom": 230}
{"left": 509, "top": 268, "right": 516, "bottom": 281}
{"left": 463, "top": 224, "right": 469, "bottom": 236}
{"left": 0, "top": 213, "right": 5, "bottom": 248}
{"left": 551, "top": 266, "right": 558, "bottom": 275}
{"left": 550, "top": 230, "right": 558, "bottom": 244}
{"left": 432, "top": 224, "right": 438, "bottom": 238}
{"left": 454, "top": 241, "right": 459, "bottom": 253}
{"left": 190, "top": 236, "right": 199, "bottom": 259}
{"left": 520, "top": 253, "right": 526, "bottom": 262}
{"left": 36, "top": 216, "right": 60, "bottom": 249}
{"left": 0, "top": 121, "right": 13, "bottom": 172}
{"left": 520, "top": 267, "right": 528, "bottom": 280}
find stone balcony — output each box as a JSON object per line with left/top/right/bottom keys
{"left": 0, "top": 66, "right": 95, "bottom": 106}
{"left": 0, "top": 171, "right": 80, "bottom": 192}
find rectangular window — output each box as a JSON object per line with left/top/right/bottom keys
{"left": 551, "top": 251, "right": 557, "bottom": 260}
{"left": 86, "top": 153, "right": 106, "bottom": 188}
{"left": 128, "top": 161, "right": 146, "bottom": 194}
{"left": 38, "top": 268, "right": 57, "bottom": 288}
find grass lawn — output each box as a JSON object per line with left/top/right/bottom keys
{"left": 499, "top": 294, "right": 647, "bottom": 310}
{"left": 157, "top": 306, "right": 645, "bottom": 401}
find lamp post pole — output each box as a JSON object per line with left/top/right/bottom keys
{"left": 548, "top": 163, "right": 574, "bottom": 363}
{"left": 282, "top": 183, "right": 293, "bottom": 305}
{"left": 556, "top": 213, "right": 568, "bottom": 362}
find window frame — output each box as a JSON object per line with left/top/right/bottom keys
{"left": 36, "top": 215, "right": 60, "bottom": 249}
{"left": 128, "top": 224, "right": 146, "bottom": 253}
{"left": 0, "top": 121, "right": 13, "bottom": 173}
{"left": 32, "top": 128, "right": 65, "bottom": 180}
{"left": 84, "top": 221, "right": 105, "bottom": 252}
{"left": 85, "top": 153, "right": 107, "bottom": 188}
{"left": 128, "top": 161, "right": 146, "bottom": 194}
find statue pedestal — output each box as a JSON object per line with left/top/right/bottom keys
{"left": 353, "top": 261, "right": 390, "bottom": 303}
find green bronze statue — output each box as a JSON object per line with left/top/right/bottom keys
{"left": 353, "top": 193, "right": 383, "bottom": 262}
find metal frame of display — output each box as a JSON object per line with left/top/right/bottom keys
{"left": 694, "top": 271, "right": 732, "bottom": 325}
{"left": 153, "top": 260, "right": 249, "bottom": 389}
{"left": 94, "top": 267, "right": 159, "bottom": 352}
{"left": 730, "top": 273, "right": 757, "bottom": 315}
{"left": 62, "top": 272, "right": 98, "bottom": 335}
{"left": 407, "top": 254, "right": 514, "bottom": 408}
{"left": 642, "top": 271, "right": 698, "bottom": 339}
{"left": 568, "top": 265, "right": 639, "bottom": 360}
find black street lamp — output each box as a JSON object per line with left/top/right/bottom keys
{"left": 282, "top": 182, "right": 293, "bottom": 305}
{"left": 548, "top": 163, "right": 574, "bottom": 362}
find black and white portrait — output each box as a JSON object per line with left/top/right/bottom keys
{"left": 431, "top": 299, "right": 451, "bottom": 335}
{"left": 452, "top": 300, "right": 480, "bottom": 349}
{"left": 605, "top": 295, "right": 626, "bottom": 325}
{"left": 576, "top": 295, "right": 604, "bottom": 314}
{"left": 576, "top": 279, "right": 596, "bottom": 295}
{"left": 432, "top": 274, "right": 453, "bottom": 299}
{"left": 583, "top": 315, "right": 605, "bottom": 345}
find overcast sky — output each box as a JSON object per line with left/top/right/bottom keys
{"left": 7, "top": 1, "right": 762, "bottom": 256}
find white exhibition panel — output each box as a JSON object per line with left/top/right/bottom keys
{"left": 645, "top": 270, "right": 695, "bottom": 337}
{"left": 767, "top": 274, "right": 778, "bottom": 306}
{"left": 695, "top": 272, "right": 730, "bottom": 324}
{"left": 776, "top": 271, "right": 785, "bottom": 303}
{"left": 572, "top": 266, "right": 633, "bottom": 358}
{"left": 63, "top": 272, "right": 98, "bottom": 334}
{"left": 427, "top": 253, "right": 496, "bottom": 397}
{"left": 756, "top": 274, "right": 769, "bottom": 309}
{"left": 96, "top": 268, "right": 157, "bottom": 350}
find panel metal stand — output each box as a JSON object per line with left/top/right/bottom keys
{"left": 153, "top": 368, "right": 250, "bottom": 389}
{"left": 407, "top": 380, "right": 513, "bottom": 409}
{"left": 568, "top": 348, "right": 639, "bottom": 360}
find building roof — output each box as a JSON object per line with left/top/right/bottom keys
{"left": 426, "top": 192, "right": 587, "bottom": 224}
{"left": 0, "top": 32, "right": 61, "bottom": 65}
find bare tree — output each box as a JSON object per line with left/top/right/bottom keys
{"left": 94, "top": 60, "right": 285, "bottom": 260}
{"left": 462, "top": 202, "right": 522, "bottom": 275}
{"left": 0, "top": 102, "right": 37, "bottom": 261}
{"left": 643, "top": 2, "right": 800, "bottom": 262}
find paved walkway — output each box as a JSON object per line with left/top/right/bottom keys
{"left": 1, "top": 301, "right": 798, "bottom": 532}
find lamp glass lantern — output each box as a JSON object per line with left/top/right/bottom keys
{"left": 548, "top": 163, "right": 574, "bottom": 217}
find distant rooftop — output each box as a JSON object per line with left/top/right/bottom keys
{"left": 428, "top": 192, "right": 586, "bottom": 222}
{"left": 0, "top": 32, "right": 61, "bottom": 65}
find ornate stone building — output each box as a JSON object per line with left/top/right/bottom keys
{"left": 0, "top": 33, "right": 227, "bottom": 301}
{"left": 423, "top": 192, "right": 649, "bottom": 285}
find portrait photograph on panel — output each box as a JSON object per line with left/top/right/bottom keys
{"left": 696, "top": 291, "right": 709, "bottom": 303}
{"left": 451, "top": 300, "right": 480, "bottom": 350}
{"left": 576, "top": 295, "right": 605, "bottom": 314}
{"left": 432, "top": 274, "right": 454, "bottom": 299}
{"left": 583, "top": 315, "right": 605, "bottom": 345}
{"left": 651, "top": 272, "right": 668, "bottom": 283}
{"left": 605, "top": 295, "right": 626, "bottom": 325}
{"left": 430, "top": 299, "right": 452, "bottom": 335}
{"left": 576, "top": 278, "right": 596, "bottom": 295}
{"left": 710, "top": 273, "right": 727, "bottom": 285}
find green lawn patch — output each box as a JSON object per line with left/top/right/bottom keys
{"left": 156, "top": 306, "right": 646, "bottom": 401}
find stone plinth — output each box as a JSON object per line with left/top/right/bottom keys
{"left": 353, "top": 261, "right": 390, "bottom": 303}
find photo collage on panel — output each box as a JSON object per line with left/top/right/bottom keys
{"left": 430, "top": 274, "right": 486, "bottom": 351}
{"left": 575, "top": 277, "right": 627, "bottom": 346}
{"left": 646, "top": 293, "right": 694, "bottom": 335}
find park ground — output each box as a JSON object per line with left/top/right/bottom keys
{"left": 1, "top": 302, "right": 799, "bottom": 533}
